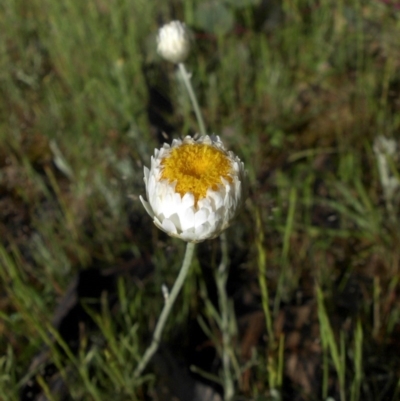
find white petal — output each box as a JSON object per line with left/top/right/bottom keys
{"left": 180, "top": 228, "right": 196, "bottom": 242}
{"left": 180, "top": 207, "right": 195, "bottom": 231}
{"left": 140, "top": 196, "right": 154, "bottom": 218}
{"left": 168, "top": 213, "right": 182, "bottom": 231}
{"left": 144, "top": 166, "right": 150, "bottom": 182}
{"left": 207, "top": 189, "right": 224, "bottom": 210}
{"left": 197, "top": 197, "right": 212, "bottom": 210}
{"left": 194, "top": 209, "right": 208, "bottom": 227}
{"left": 171, "top": 138, "right": 183, "bottom": 147}
{"left": 161, "top": 218, "right": 178, "bottom": 235}
{"left": 182, "top": 192, "right": 195, "bottom": 209}
{"left": 195, "top": 222, "right": 212, "bottom": 239}
{"left": 147, "top": 174, "right": 157, "bottom": 200}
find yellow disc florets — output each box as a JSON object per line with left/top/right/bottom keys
{"left": 161, "top": 143, "right": 232, "bottom": 203}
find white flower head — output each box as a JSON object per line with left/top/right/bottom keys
{"left": 373, "top": 135, "right": 400, "bottom": 203}
{"left": 140, "top": 135, "right": 246, "bottom": 243}
{"left": 157, "top": 20, "right": 190, "bottom": 64}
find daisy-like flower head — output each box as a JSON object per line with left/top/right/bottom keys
{"left": 140, "top": 135, "right": 246, "bottom": 243}
{"left": 157, "top": 20, "right": 190, "bottom": 64}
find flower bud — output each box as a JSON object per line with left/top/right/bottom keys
{"left": 157, "top": 20, "right": 190, "bottom": 64}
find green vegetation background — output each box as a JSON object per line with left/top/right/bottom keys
{"left": 1, "top": 0, "right": 400, "bottom": 400}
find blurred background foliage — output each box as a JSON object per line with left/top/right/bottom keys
{"left": 1, "top": 0, "right": 400, "bottom": 400}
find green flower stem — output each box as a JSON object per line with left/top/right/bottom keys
{"left": 134, "top": 241, "right": 196, "bottom": 378}
{"left": 178, "top": 62, "right": 207, "bottom": 136}
{"left": 216, "top": 233, "right": 235, "bottom": 401}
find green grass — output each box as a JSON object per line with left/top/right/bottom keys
{"left": 1, "top": 0, "right": 400, "bottom": 400}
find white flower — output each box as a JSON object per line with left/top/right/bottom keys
{"left": 157, "top": 20, "right": 190, "bottom": 64}
{"left": 140, "top": 135, "right": 246, "bottom": 242}
{"left": 373, "top": 136, "right": 400, "bottom": 204}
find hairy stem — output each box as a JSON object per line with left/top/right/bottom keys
{"left": 134, "top": 241, "right": 196, "bottom": 378}
{"left": 178, "top": 62, "right": 207, "bottom": 136}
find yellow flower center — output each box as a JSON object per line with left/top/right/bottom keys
{"left": 161, "top": 143, "right": 232, "bottom": 203}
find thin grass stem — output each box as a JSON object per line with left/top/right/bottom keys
{"left": 215, "top": 232, "right": 235, "bottom": 401}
